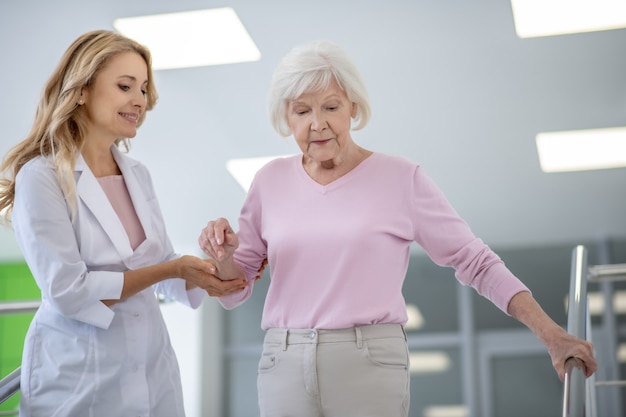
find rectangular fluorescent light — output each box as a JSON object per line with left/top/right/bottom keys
{"left": 423, "top": 405, "right": 468, "bottom": 417}
{"left": 113, "top": 8, "right": 261, "bottom": 70}
{"left": 511, "top": 0, "right": 626, "bottom": 38}
{"left": 618, "top": 343, "right": 626, "bottom": 363}
{"left": 536, "top": 126, "right": 626, "bottom": 172}
{"left": 409, "top": 351, "right": 451, "bottom": 373}
{"left": 405, "top": 303, "right": 425, "bottom": 330}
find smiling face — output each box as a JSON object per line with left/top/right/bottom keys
{"left": 286, "top": 78, "right": 357, "bottom": 166}
{"left": 81, "top": 51, "right": 148, "bottom": 144}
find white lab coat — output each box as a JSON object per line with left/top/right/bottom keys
{"left": 13, "top": 146, "right": 204, "bottom": 417}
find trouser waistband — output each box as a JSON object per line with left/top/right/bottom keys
{"left": 265, "top": 324, "right": 406, "bottom": 350}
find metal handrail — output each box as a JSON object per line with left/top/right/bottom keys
{"left": 596, "top": 380, "right": 626, "bottom": 387}
{"left": 563, "top": 357, "right": 586, "bottom": 417}
{"left": 562, "top": 245, "right": 589, "bottom": 417}
{"left": 0, "top": 368, "right": 20, "bottom": 406}
{"left": 0, "top": 299, "right": 39, "bottom": 408}
{"left": 588, "top": 263, "right": 626, "bottom": 282}
{"left": 0, "top": 300, "right": 40, "bottom": 316}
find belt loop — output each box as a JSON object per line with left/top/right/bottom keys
{"left": 401, "top": 325, "right": 407, "bottom": 341}
{"left": 282, "top": 329, "right": 288, "bottom": 351}
{"left": 355, "top": 326, "right": 363, "bottom": 349}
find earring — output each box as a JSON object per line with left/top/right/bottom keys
{"left": 78, "top": 100, "right": 84, "bottom": 105}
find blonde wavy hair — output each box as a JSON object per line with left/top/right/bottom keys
{"left": 0, "top": 30, "right": 158, "bottom": 222}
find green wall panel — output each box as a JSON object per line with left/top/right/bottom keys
{"left": 0, "top": 262, "right": 39, "bottom": 412}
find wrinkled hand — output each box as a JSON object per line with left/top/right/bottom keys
{"left": 198, "top": 217, "right": 239, "bottom": 262}
{"left": 547, "top": 328, "right": 597, "bottom": 382}
{"left": 177, "top": 255, "right": 246, "bottom": 297}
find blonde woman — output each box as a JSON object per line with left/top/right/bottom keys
{"left": 0, "top": 30, "right": 246, "bottom": 416}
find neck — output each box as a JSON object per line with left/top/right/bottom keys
{"left": 82, "top": 144, "right": 121, "bottom": 177}
{"left": 304, "top": 146, "right": 372, "bottom": 185}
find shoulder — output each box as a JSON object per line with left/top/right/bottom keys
{"left": 17, "top": 156, "right": 56, "bottom": 182}
{"left": 255, "top": 154, "right": 299, "bottom": 180}
{"left": 242, "top": 154, "right": 300, "bottom": 196}
{"left": 261, "top": 154, "right": 299, "bottom": 171}
{"left": 14, "top": 156, "right": 64, "bottom": 200}
{"left": 369, "top": 152, "right": 421, "bottom": 175}
{"left": 21, "top": 155, "right": 54, "bottom": 171}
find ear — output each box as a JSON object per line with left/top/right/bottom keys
{"left": 351, "top": 102, "right": 357, "bottom": 118}
{"left": 78, "top": 86, "right": 88, "bottom": 105}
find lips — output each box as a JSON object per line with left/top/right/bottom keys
{"left": 311, "top": 139, "right": 332, "bottom": 145}
{"left": 119, "top": 112, "right": 139, "bottom": 123}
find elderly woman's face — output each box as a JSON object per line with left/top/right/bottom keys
{"left": 286, "top": 78, "right": 356, "bottom": 162}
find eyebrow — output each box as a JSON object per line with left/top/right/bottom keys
{"left": 117, "top": 75, "right": 149, "bottom": 86}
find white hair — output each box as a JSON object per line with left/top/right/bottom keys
{"left": 268, "top": 40, "right": 371, "bottom": 137}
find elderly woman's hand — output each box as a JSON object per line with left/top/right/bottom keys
{"left": 198, "top": 217, "right": 239, "bottom": 262}
{"left": 507, "top": 291, "right": 597, "bottom": 382}
{"left": 545, "top": 327, "right": 597, "bottom": 382}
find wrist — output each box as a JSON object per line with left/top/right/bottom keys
{"left": 172, "top": 256, "right": 184, "bottom": 279}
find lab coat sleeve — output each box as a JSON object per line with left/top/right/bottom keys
{"left": 13, "top": 160, "right": 123, "bottom": 329}
{"left": 153, "top": 275, "right": 206, "bottom": 309}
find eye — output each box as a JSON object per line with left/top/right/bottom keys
{"left": 119, "top": 84, "right": 130, "bottom": 92}
{"left": 326, "top": 106, "right": 338, "bottom": 111}
{"left": 141, "top": 89, "right": 148, "bottom": 96}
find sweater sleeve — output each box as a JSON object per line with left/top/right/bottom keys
{"left": 217, "top": 173, "right": 267, "bottom": 310}
{"left": 410, "top": 166, "right": 529, "bottom": 313}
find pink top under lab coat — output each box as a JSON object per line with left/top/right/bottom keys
{"left": 219, "top": 152, "right": 529, "bottom": 330}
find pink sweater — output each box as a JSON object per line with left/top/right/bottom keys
{"left": 219, "top": 152, "right": 529, "bottom": 330}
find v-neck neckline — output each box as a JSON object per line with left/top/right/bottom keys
{"left": 296, "top": 152, "right": 376, "bottom": 193}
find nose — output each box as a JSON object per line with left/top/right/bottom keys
{"left": 132, "top": 90, "right": 146, "bottom": 109}
{"left": 310, "top": 110, "right": 327, "bottom": 132}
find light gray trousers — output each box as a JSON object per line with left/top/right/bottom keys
{"left": 257, "top": 324, "right": 410, "bottom": 417}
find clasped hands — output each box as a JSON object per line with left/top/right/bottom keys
{"left": 177, "top": 255, "right": 246, "bottom": 297}
{"left": 181, "top": 217, "right": 255, "bottom": 297}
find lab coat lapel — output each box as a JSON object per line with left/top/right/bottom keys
{"left": 75, "top": 154, "right": 134, "bottom": 260}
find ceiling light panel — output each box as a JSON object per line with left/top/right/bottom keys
{"left": 536, "top": 126, "right": 626, "bottom": 173}
{"left": 113, "top": 8, "right": 261, "bottom": 70}
{"left": 511, "top": 0, "right": 626, "bottom": 38}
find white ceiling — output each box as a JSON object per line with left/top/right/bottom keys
{"left": 1, "top": 0, "right": 625, "bottom": 261}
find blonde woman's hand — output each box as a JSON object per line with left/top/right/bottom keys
{"left": 177, "top": 255, "right": 246, "bottom": 296}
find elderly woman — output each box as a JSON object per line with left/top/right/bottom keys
{"left": 199, "top": 40, "right": 596, "bottom": 417}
